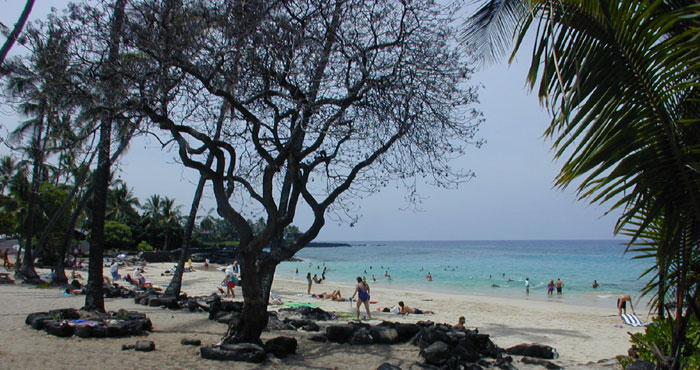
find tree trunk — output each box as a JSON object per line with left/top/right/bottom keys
{"left": 36, "top": 151, "right": 97, "bottom": 263}
{"left": 658, "top": 259, "right": 665, "bottom": 319}
{"left": 55, "top": 185, "right": 94, "bottom": 284}
{"left": 84, "top": 118, "right": 111, "bottom": 311}
{"left": 16, "top": 121, "right": 43, "bottom": 283}
{"left": 54, "top": 129, "right": 133, "bottom": 284}
{"left": 84, "top": 0, "right": 126, "bottom": 312}
{"left": 164, "top": 101, "right": 227, "bottom": 298}
{"left": 163, "top": 176, "right": 205, "bottom": 298}
{"left": 667, "top": 230, "right": 690, "bottom": 370}
{"left": 222, "top": 251, "right": 270, "bottom": 345}
{"left": 0, "top": 0, "right": 35, "bottom": 74}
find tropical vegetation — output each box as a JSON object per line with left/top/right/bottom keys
{"left": 463, "top": 1, "right": 700, "bottom": 369}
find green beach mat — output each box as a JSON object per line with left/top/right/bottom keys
{"left": 334, "top": 312, "right": 355, "bottom": 318}
{"left": 282, "top": 302, "right": 319, "bottom": 308}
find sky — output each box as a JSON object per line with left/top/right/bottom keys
{"left": 0, "top": 1, "right": 622, "bottom": 241}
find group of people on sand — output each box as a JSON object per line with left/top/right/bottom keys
{"left": 218, "top": 261, "right": 240, "bottom": 298}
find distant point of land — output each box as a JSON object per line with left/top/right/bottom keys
{"left": 307, "top": 242, "right": 352, "bottom": 248}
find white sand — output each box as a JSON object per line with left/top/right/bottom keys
{"left": 0, "top": 261, "right": 649, "bottom": 369}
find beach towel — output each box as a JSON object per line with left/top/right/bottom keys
{"left": 282, "top": 302, "right": 319, "bottom": 308}
{"left": 621, "top": 313, "right": 646, "bottom": 327}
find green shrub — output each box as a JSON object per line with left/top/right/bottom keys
{"left": 619, "top": 316, "right": 700, "bottom": 369}
{"left": 137, "top": 241, "right": 153, "bottom": 251}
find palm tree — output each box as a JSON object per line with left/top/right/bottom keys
{"left": 83, "top": 0, "right": 127, "bottom": 313}
{"left": 159, "top": 197, "right": 182, "bottom": 251}
{"left": 0, "top": 156, "right": 18, "bottom": 194}
{"left": 463, "top": 1, "right": 700, "bottom": 368}
{"left": 4, "top": 22, "right": 77, "bottom": 282}
{"left": 107, "top": 182, "right": 140, "bottom": 224}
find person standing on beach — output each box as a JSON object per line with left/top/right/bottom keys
{"left": 556, "top": 278, "right": 564, "bottom": 295}
{"left": 306, "top": 272, "right": 312, "bottom": 294}
{"left": 351, "top": 276, "right": 372, "bottom": 320}
{"left": 617, "top": 294, "right": 634, "bottom": 315}
{"left": 547, "top": 280, "right": 555, "bottom": 296}
{"left": 110, "top": 262, "right": 120, "bottom": 281}
{"left": 525, "top": 277, "right": 530, "bottom": 295}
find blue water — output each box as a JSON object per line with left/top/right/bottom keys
{"left": 277, "top": 240, "right": 654, "bottom": 308}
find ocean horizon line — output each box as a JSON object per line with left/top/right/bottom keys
{"left": 313, "top": 238, "right": 628, "bottom": 243}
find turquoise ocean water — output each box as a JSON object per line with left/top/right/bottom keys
{"left": 277, "top": 240, "right": 654, "bottom": 309}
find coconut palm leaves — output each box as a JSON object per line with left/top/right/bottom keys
{"left": 463, "top": 1, "right": 700, "bottom": 368}
{"left": 462, "top": 0, "right": 530, "bottom": 65}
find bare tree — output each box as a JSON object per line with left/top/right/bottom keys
{"left": 124, "top": 0, "right": 482, "bottom": 343}
{"left": 164, "top": 99, "right": 227, "bottom": 298}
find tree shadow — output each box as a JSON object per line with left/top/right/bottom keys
{"left": 480, "top": 323, "right": 590, "bottom": 342}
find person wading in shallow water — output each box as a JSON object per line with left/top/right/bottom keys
{"left": 351, "top": 276, "right": 372, "bottom": 320}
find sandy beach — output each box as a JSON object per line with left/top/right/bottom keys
{"left": 0, "top": 262, "right": 649, "bottom": 369}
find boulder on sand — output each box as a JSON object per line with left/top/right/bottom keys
{"left": 506, "top": 343, "right": 558, "bottom": 359}
{"left": 200, "top": 343, "right": 266, "bottom": 363}
{"left": 264, "top": 336, "right": 297, "bottom": 358}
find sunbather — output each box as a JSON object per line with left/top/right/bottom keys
{"left": 312, "top": 290, "right": 345, "bottom": 301}
{"left": 398, "top": 301, "right": 434, "bottom": 314}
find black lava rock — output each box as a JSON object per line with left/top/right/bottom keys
{"left": 74, "top": 324, "right": 93, "bottom": 338}
{"left": 200, "top": 343, "right": 266, "bottom": 363}
{"left": 349, "top": 327, "right": 374, "bottom": 345}
{"left": 135, "top": 340, "right": 156, "bottom": 352}
{"left": 506, "top": 343, "right": 558, "bottom": 359}
{"left": 44, "top": 321, "right": 74, "bottom": 337}
{"left": 326, "top": 325, "right": 356, "bottom": 343}
{"left": 264, "top": 336, "right": 297, "bottom": 358}
{"left": 420, "top": 341, "right": 451, "bottom": 366}
{"left": 181, "top": 337, "right": 202, "bottom": 346}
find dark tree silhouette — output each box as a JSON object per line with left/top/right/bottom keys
{"left": 121, "top": 0, "right": 482, "bottom": 343}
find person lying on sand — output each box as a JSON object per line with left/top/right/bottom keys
{"left": 398, "top": 301, "right": 434, "bottom": 314}
{"left": 312, "top": 290, "right": 346, "bottom": 301}
{"left": 64, "top": 288, "right": 81, "bottom": 295}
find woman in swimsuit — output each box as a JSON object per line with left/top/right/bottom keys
{"left": 547, "top": 280, "right": 555, "bottom": 296}
{"left": 351, "top": 276, "right": 372, "bottom": 320}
